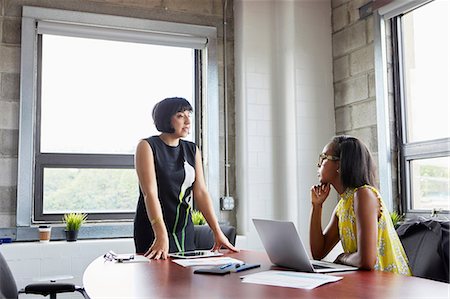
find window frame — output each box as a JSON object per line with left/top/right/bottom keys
{"left": 33, "top": 33, "right": 198, "bottom": 222}
{"left": 16, "top": 6, "right": 220, "bottom": 239}
{"left": 374, "top": 0, "right": 450, "bottom": 216}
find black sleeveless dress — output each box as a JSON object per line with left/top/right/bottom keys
{"left": 134, "top": 136, "right": 196, "bottom": 254}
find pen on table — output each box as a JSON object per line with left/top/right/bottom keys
{"left": 232, "top": 263, "right": 261, "bottom": 273}
{"left": 219, "top": 263, "right": 233, "bottom": 269}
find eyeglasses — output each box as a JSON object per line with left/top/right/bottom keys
{"left": 103, "top": 250, "right": 134, "bottom": 263}
{"left": 317, "top": 153, "right": 339, "bottom": 167}
{"left": 103, "top": 251, "right": 116, "bottom": 262}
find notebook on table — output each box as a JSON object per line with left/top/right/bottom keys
{"left": 252, "top": 218, "right": 358, "bottom": 273}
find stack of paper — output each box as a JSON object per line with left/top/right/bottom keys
{"left": 172, "top": 257, "right": 244, "bottom": 267}
{"left": 241, "top": 270, "right": 342, "bottom": 289}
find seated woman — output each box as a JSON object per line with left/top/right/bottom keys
{"left": 309, "top": 135, "right": 411, "bottom": 275}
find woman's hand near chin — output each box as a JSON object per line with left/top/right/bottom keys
{"left": 311, "top": 183, "right": 331, "bottom": 207}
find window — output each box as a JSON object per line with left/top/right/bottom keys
{"left": 18, "top": 7, "right": 220, "bottom": 231}
{"left": 36, "top": 33, "right": 195, "bottom": 222}
{"left": 376, "top": 0, "right": 449, "bottom": 215}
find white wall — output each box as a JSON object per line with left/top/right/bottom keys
{"left": 1, "top": 239, "right": 135, "bottom": 299}
{"left": 235, "top": 0, "right": 338, "bottom": 253}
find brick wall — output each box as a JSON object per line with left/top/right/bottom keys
{"left": 331, "top": 0, "right": 377, "bottom": 152}
{"left": 331, "top": 0, "right": 398, "bottom": 206}
{"left": 0, "top": 0, "right": 235, "bottom": 228}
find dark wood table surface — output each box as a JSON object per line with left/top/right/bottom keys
{"left": 83, "top": 250, "right": 449, "bottom": 299}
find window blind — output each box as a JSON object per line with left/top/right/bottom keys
{"left": 37, "top": 20, "right": 208, "bottom": 49}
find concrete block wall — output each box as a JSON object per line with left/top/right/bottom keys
{"left": 0, "top": 0, "right": 236, "bottom": 228}
{"left": 0, "top": 0, "right": 21, "bottom": 228}
{"left": 331, "top": 0, "right": 398, "bottom": 206}
{"left": 331, "top": 0, "right": 377, "bottom": 144}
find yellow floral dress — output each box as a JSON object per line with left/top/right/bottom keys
{"left": 335, "top": 185, "right": 411, "bottom": 275}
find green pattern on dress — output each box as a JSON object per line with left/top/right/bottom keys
{"left": 172, "top": 160, "right": 195, "bottom": 253}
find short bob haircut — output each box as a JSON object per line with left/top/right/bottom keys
{"left": 152, "top": 97, "right": 193, "bottom": 133}
{"left": 330, "top": 135, "right": 377, "bottom": 189}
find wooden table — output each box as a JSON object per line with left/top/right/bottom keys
{"left": 83, "top": 250, "right": 449, "bottom": 299}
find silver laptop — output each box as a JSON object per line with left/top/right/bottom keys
{"left": 253, "top": 218, "right": 358, "bottom": 273}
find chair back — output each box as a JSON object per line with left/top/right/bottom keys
{"left": 397, "top": 218, "right": 449, "bottom": 283}
{"left": 0, "top": 250, "right": 18, "bottom": 299}
{"left": 194, "top": 225, "right": 236, "bottom": 250}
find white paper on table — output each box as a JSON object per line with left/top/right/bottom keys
{"left": 241, "top": 270, "right": 342, "bottom": 290}
{"left": 172, "top": 257, "right": 244, "bottom": 267}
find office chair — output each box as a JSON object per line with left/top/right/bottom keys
{"left": 194, "top": 224, "right": 236, "bottom": 250}
{"left": 397, "top": 217, "right": 449, "bottom": 283}
{"left": 0, "top": 251, "right": 90, "bottom": 299}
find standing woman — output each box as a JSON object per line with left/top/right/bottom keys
{"left": 134, "top": 97, "right": 238, "bottom": 259}
{"left": 310, "top": 135, "right": 411, "bottom": 275}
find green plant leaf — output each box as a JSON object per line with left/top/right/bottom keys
{"left": 390, "top": 211, "right": 404, "bottom": 227}
{"left": 62, "top": 212, "right": 88, "bottom": 231}
{"left": 191, "top": 210, "right": 206, "bottom": 225}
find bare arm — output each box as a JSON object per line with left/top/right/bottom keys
{"left": 309, "top": 183, "right": 340, "bottom": 260}
{"left": 135, "top": 140, "right": 169, "bottom": 260}
{"left": 192, "top": 147, "right": 238, "bottom": 252}
{"left": 335, "top": 188, "right": 378, "bottom": 269}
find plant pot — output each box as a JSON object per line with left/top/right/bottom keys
{"left": 65, "top": 229, "right": 79, "bottom": 242}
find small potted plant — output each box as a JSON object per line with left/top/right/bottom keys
{"left": 191, "top": 210, "right": 206, "bottom": 225}
{"left": 390, "top": 211, "right": 404, "bottom": 229}
{"left": 63, "top": 212, "right": 87, "bottom": 242}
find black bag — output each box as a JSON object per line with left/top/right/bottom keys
{"left": 397, "top": 217, "right": 449, "bottom": 283}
